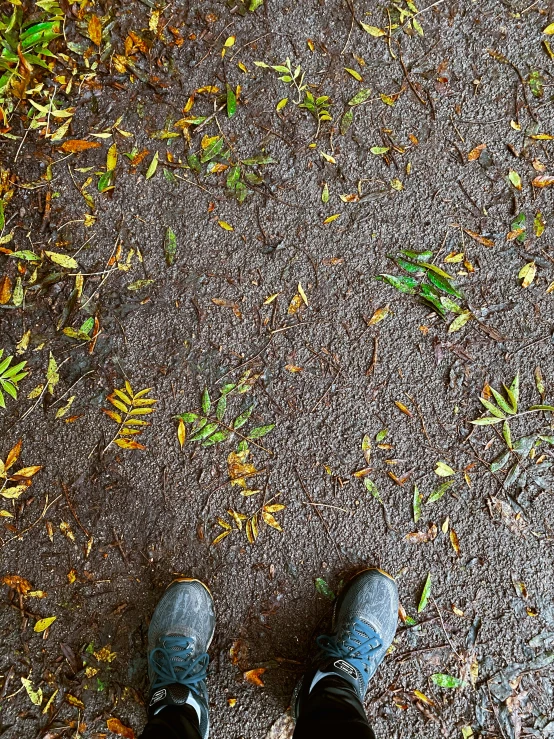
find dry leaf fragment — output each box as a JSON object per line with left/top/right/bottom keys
{"left": 405, "top": 524, "right": 438, "bottom": 544}
{"left": 532, "top": 175, "right": 554, "bottom": 188}
{"left": 394, "top": 400, "right": 412, "bottom": 417}
{"left": 467, "top": 143, "right": 486, "bottom": 161}
{"left": 288, "top": 293, "right": 303, "bottom": 315}
{"left": 88, "top": 14, "right": 102, "bottom": 45}
{"left": 368, "top": 304, "right": 391, "bottom": 325}
{"left": 243, "top": 668, "right": 266, "bottom": 687}
{"left": 107, "top": 718, "right": 135, "bottom": 739}
{"left": 462, "top": 229, "right": 494, "bottom": 247}
{"left": 60, "top": 140, "right": 101, "bottom": 153}
{"left": 449, "top": 528, "right": 460, "bottom": 556}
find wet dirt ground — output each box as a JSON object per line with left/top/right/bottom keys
{"left": 1, "top": 0, "right": 554, "bottom": 737}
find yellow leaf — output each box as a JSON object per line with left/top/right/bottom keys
{"left": 320, "top": 151, "right": 336, "bottom": 164}
{"left": 263, "top": 292, "right": 280, "bottom": 304}
{"left": 276, "top": 98, "right": 288, "bottom": 111}
{"left": 178, "top": 418, "right": 186, "bottom": 448}
{"left": 413, "top": 689, "right": 434, "bottom": 705}
{"left": 323, "top": 214, "right": 341, "bottom": 224}
{"left": 212, "top": 530, "right": 231, "bottom": 545}
{"left": 543, "top": 22, "right": 554, "bottom": 34}
{"left": 1, "top": 484, "right": 29, "bottom": 499}
{"left": 519, "top": 261, "right": 536, "bottom": 288}
{"left": 344, "top": 67, "right": 362, "bottom": 81}
{"left": 262, "top": 510, "right": 282, "bottom": 530}
{"left": 368, "top": 304, "right": 390, "bottom": 325}
{"left": 66, "top": 694, "right": 84, "bottom": 709}
{"left": 218, "top": 220, "right": 234, "bottom": 231}
{"left": 44, "top": 251, "right": 78, "bottom": 270}
{"left": 5, "top": 439, "right": 22, "bottom": 469}
{"left": 107, "top": 143, "right": 117, "bottom": 171}
{"left": 288, "top": 293, "right": 303, "bottom": 315}
{"left": 394, "top": 400, "right": 412, "bottom": 417}
{"left": 21, "top": 677, "right": 42, "bottom": 706}
{"left": 88, "top": 14, "right": 102, "bottom": 46}
{"left": 114, "top": 438, "right": 146, "bottom": 450}
{"left": 361, "top": 23, "right": 386, "bottom": 37}
{"left": 34, "top": 616, "right": 57, "bottom": 633}
{"left": 298, "top": 282, "right": 308, "bottom": 306}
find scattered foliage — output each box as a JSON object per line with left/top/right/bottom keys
{"left": 103, "top": 382, "right": 157, "bottom": 451}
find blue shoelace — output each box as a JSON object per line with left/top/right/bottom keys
{"left": 316, "top": 619, "right": 382, "bottom": 676}
{"left": 149, "top": 636, "right": 209, "bottom": 696}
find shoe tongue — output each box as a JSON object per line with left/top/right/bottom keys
{"left": 309, "top": 657, "right": 360, "bottom": 693}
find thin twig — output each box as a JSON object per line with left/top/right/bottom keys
{"left": 295, "top": 466, "right": 344, "bottom": 562}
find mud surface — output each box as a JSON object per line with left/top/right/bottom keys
{"left": 1, "top": 1, "right": 554, "bottom": 737}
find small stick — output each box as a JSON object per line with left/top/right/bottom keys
{"left": 295, "top": 466, "right": 344, "bottom": 562}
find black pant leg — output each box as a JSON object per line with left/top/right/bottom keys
{"left": 139, "top": 705, "right": 202, "bottom": 739}
{"left": 293, "top": 676, "right": 376, "bottom": 739}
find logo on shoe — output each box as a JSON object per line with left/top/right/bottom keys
{"left": 150, "top": 688, "right": 167, "bottom": 705}
{"left": 334, "top": 660, "right": 359, "bottom": 680}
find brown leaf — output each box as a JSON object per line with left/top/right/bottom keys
{"left": 467, "top": 143, "right": 486, "bottom": 161}
{"left": 449, "top": 528, "right": 460, "bottom": 556}
{"left": 387, "top": 469, "right": 413, "bottom": 486}
{"left": 5, "top": 440, "right": 22, "bottom": 470}
{"left": 106, "top": 718, "right": 135, "bottom": 739}
{"left": 114, "top": 438, "right": 146, "bottom": 450}
{"left": 60, "top": 140, "right": 101, "bottom": 153}
{"left": 405, "top": 524, "right": 438, "bottom": 544}
{"left": 532, "top": 175, "right": 554, "bottom": 188}
{"left": 0, "top": 275, "right": 12, "bottom": 305}
{"left": 394, "top": 400, "right": 413, "bottom": 417}
{"left": 1, "top": 574, "right": 32, "bottom": 594}
{"left": 88, "top": 14, "right": 102, "bottom": 46}
{"left": 462, "top": 228, "right": 494, "bottom": 247}
{"left": 243, "top": 668, "right": 266, "bottom": 687}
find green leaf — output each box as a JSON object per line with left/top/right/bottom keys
{"left": 202, "top": 430, "right": 230, "bottom": 446}
{"left": 420, "top": 284, "right": 447, "bottom": 318}
{"left": 176, "top": 412, "right": 199, "bottom": 423}
{"left": 377, "top": 274, "right": 418, "bottom": 294}
{"left": 226, "top": 84, "right": 237, "bottom": 118}
{"left": 506, "top": 374, "right": 519, "bottom": 411}
{"left": 347, "top": 88, "right": 372, "bottom": 106}
{"left": 400, "top": 249, "right": 434, "bottom": 262}
{"left": 490, "top": 450, "right": 510, "bottom": 473}
{"left": 201, "top": 388, "right": 211, "bottom": 415}
{"left": 529, "top": 404, "right": 554, "bottom": 412}
{"left": 431, "top": 673, "right": 465, "bottom": 689}
{"left": 164, "top": 226, "right": 177, "bottom": 266}
{"left": 220, "top": 383, "right": 236, "bottom": 396}
{"left": 471, "top": 416, "right": 504, "bottom": 425}
{"left": 200, "top": 136, "right": 224, "bottom": 163}
{"left": 426, "top": 270, "right": 462, "bottom": 298}
{"left": 315, "top": 577, "right": 335, "bottom": 600}
{"left": 248, "top": 424, "right": 275, "bottom": 438}
{"left": 418, "top": 573, "right": 432, "bottom": 613}
{"left": 413, "top": 484, "right": 422, "bottom": 523}
{"left": 10, "top": 250, "right": 41, "bottom": 262}
{"left": 428, "top": 479, "right": 454, "bottom": 503}
{"left": 249, "top": 0, "right": 264, "bottom": 10}
{"left": 189, "top": 422, "right": 219, "bottom": 441}
{"left": 364, "top": 478, "right": 382, "bottom": 503}
{"left": 490, "top": 387, "right": 515, "bottom": 415}
{"left": 97, "top": 170, "right": 114, "bottom": 192}
{"left": 233, "top": 404, "right": 254, "bottom": 430}
{"left": 376, "top": 429, "right": 388, "bottom": 442}
{"left": 504, "top": 462, "right": 521, "bottom": 488}
{"left": 479, "top": 396, "right": 505, "bottom": 419}
{"left": 448, "top": 311, "right": 472, "bottom": 332}
{"left": 340, "top": 109, "right": 353, "bottom": 135}
{"left": 146, "top": 151, "right": 159, "bottom": 179}
{"left": 503, "top": 421, "right": 512, "bottom": 449}
{"left": 216, "top": 394, "right": 227, "bottom": 421}
{"left": 395, "top": 256, "right": 426, "bottom": 275}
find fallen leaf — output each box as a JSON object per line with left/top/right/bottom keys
{"left": 88, "top": 14, "right": 102, "bottom": 45}
{"left": 34, "top": 616, "right": 56, "bottom": 633}
{"left": 107, "top": 718, "right": 135, "bottom": 739}
{"left": 532, "top": 175, "right": 554, "bottom": 188}
{"left": 519, "top": 261, "right": 536, "bottom": 288}
{"left": 467, "top": 144, "right": 486, "bottom": 161}
{"left": 60, "top": 140, "right": 101, "bottom": 153}
{"left": 462, "top": 229, "right": 494, "bottom": 247}
{"left": 244, "top": 668, "right": 266, "bottom": 687}
{"left": 368, "top": 304, "right": 391, "bottom": 325}
{"left": 394, "top": 400, "right": 412, "bottom": 417}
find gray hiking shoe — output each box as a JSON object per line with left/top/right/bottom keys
{"left": 147, "top": 579, "right": 215, "bottom": 739}
{"left": 294, "top": 568, "right": 398, "bottom": 714}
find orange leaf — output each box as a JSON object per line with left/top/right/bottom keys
{"left": 5, "top": 440, "right": 22, "bottom": 470}
{"left": 1, "top": 574, "right": 32, "bottom": 594}
{"left": 88, "top": 14, "right": 102, "bottom": 46}
{"left": 462, "top": 228, "right": 494, "bottom": 247}
{"left": 394, "top": 400, "right": 412, "bottom": 417}
{"left": 532, "top": 175, "right": 554, "bottom": 188}
{"left": 114, "top": 438, "right": 145, "bottom": 450}
{"left": 107, "top": 717, "right": 135, "bottom": 739}
{"left": 243, "top": 668, "right": 266, "bottom": 687}
{"left": 467, "top": 143, "right": 486, "bottom": 161}
{"left": 0, "top": 275, "right": 12, "bottom": 305}
{"left": 60, "top": 140, "right": 101, "bottom": 153}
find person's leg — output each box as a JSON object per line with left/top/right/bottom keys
{"left": 139, "top": 578, "right": 215, "bottom": 739}
{"left": 292, "top": 568, "right": 399, "bottom": 739}
{"left": 139, "top": 705, "right": 201, "bottom": 739}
